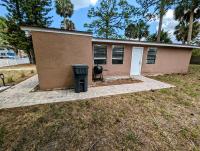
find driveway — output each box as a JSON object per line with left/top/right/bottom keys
{"left": 0, "top": 75, "right": 174, "bottom": 109}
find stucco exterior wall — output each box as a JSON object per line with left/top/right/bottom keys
{"left": 93, "top": 44, "right": 132, "bottom": 76}
{"left": 141, "top": 47, "right": 192, "bottom": 75}
{"left": 92, "top": 43, "right": 192, "bottom": 76}
{"left": 32, "top": 31, "right": 93, "bottom": 90}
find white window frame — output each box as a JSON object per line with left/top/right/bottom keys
{"left": 146, "top": 47, "right": 157, "bottom": 64}
{"left": 93, "top": 44, "right": 107, "bottom": 65}
{"left": 112, "top": 45, "right": 124, "bottom": 64}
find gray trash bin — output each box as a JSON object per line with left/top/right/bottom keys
{"left": 72, "top": 64, "right": 88, "bottom": 93}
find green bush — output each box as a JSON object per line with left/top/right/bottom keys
{"left": 192, "top": 49, "right": 200, "bottom": 57}
{"left": 6, "top": 76, "right": 14, "bottom": 83}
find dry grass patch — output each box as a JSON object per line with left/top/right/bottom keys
{"left": 0, "top": 64, "right": 35, "bottom": 70}
{"left": 0, "top": 70, "right": 36, "bottom": 86}
{"left": 0, "top": 65, "right": 200, "bottom": 151}
{"left": 0, "top": 64, "right": 36, "bottom": 86}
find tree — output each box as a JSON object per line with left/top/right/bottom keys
{"left": 192, "top": 34, "right": 200, "bottom": 46}
{"left": 55, "top": 0, "right": 75, "bottom": 30}
{"left": 84, "top": 0, "right": 137, "bottom": 38}
{"left": 22, "top": 0, "right": 52, "bottom": 27}
{"left": 147, "top": 30, "right": 172, "bottom": 43}
{"left": 61, "top": 19, "right": 75, "bottom": 30}
{"left": 125, "top": 20, "right": 149, "bottom": 41}
{"left": 174, "top": 21, "right": 200, "bottom": 44}
{"left": 2, "top": 0, "right": 52, "bottom": 26}
{"left": 175, "top": 0, "right": 200, "bottom": 43}
{"left": 1, "top": 0, "right": 23, "bottom": 24}
{"left": 0, "top": 17, "right": 9, "bottom": 47}
{"left": 1, "top": 0, "right": 52, "bottom": 63}
{"left": 1, "top": 19, "right": 34, "bottom": 62}
{"left": 136, "top": 0, "right": 174, "bottom": 42}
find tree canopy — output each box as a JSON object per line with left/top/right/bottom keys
{"left": 174, "top": 21, "right": 200, "bottom": 44}
{"left": 125, "top": 20, "right": 149, "bottom": 41}
{"left": 136, "top": 0, "right": 175, "bottom": 42}
{"left": 147, "top": 30, "right": 172, "bottom": 43}
{"left": 1, "top": 0, "right": 52, "bottom": 26}
{"left": 0, "top": 17, "right": 9, "bottom": 47}
{"left": 84, "top": 0, "right": 138, "bottom": 38}
{"left": 1, "top": 0, "right": 52, "bottom": 63}
{"left": 174, "top": 0, "right": 200, "bottom": 43}
{"left": 55, "top": 0, "right": 75, "bottom": 30}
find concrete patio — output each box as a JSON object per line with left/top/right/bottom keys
{"left": 0, "top": 75, "right": 174, "bottom": 109}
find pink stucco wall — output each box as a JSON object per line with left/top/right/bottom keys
{"left": 93, "top": 44, "right": 132, "bottom": 76}
{"left": 141, "top": 47, "right": 192, "bottom": 75}
{"left": 92, "top": 43, "right": 192, "bottom": 76}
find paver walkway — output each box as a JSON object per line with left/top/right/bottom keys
{"left": 0, "top": 75, "right": 175, "bottom": 109}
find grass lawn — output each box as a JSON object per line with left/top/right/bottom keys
{"left": 0, "top": 65, "right": 200, "bottom": 151}
{"left": 0, "top": 64, "right": 36, "bottom": 86}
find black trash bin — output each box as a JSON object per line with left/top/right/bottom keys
{"left": 72, "top": 64, "right": 88, "bottom": 93}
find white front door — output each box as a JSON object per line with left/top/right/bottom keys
{"left": 130, "top": 47, "right": 144, "bottom": 76}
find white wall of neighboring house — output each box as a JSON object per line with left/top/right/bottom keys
{"left": 0, "top": 48, "right": 30, "bottom": 67}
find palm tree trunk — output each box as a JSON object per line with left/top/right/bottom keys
{"left": 105, "top": 20, "right": 109, "bottom": 39}
{"left": 157, "top": 13, "right": 164, "bottom": 42}
{"left": 187, "top": 11, "right": 194, "bottom": 44}
{"left": 64, "top": 16, "right": 67, "bottom": 30}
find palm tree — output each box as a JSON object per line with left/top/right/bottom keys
{"left": 55, "top": 0, "right": 75, "bottom": 30}
{"left": 125, "top": 20, "right": 149, "bottom": 41}
{"left": 175, "top": 0, "right": 200, "bottom": 43}
{"left": 193, "top": 34, "right": 200, "bottom": 45}
{"left": 147, "top": 30, "right": 172, "bottom": 43}
{"left": 174, "top": 21, "right": 200, "bottom": 44}
{"left": 136, "top": 0, "right": 174, "bottom": 42}
{"left": 61, "top": 19, "right": 75, "bottom": 30}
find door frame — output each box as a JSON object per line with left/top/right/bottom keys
{"left": 130, "top": 47, "right": 144, "bottom": 76}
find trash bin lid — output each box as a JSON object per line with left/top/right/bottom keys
{"left": 72, "top": 64, "right": 88, "bottom": 68}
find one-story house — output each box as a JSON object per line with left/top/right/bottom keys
{"left": 21, "top": 26, "right": 200, "bottom": 90}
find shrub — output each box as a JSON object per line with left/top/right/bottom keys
{"left": 6, "top": 76, "right": 14, "bottom": 83}
{"left": 192, "top": 49, "right": 200, "bottom": 56}
{"left": 30, "top": 70, "right": 34, "bottom": 74}
{"left": 20, "top": 72, "right": 26, "bottom": 78}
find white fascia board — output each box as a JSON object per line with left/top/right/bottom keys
{"left": 92, "top": 38, "right": 200, "bottom": 49}
{"left": 21, "top": 27, "right": 92, "bottom": 37}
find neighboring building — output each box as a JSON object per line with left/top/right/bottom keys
{"left": 0, "top": 47, "right": 16, "bottom": 59}
{"left": 18, "top": 50, "right": 28, "bottom": 58}
{"left": 21, "top": 26, "right": 200, "bottom": 90}
{"left": 0, "top": 47, "right": 28, "bottom": 59}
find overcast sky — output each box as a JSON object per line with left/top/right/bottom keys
{"left": 0, "top": 0, "right": 179, "bottom": 42}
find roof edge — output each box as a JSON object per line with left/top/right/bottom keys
{"left": 20, "top": 26, "right": 93, "bottom": 37}
{"left": 92, "top": 38, "right": 200, "bottom": 49}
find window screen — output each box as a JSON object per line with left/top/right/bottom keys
{"left": 147, "top": 48, "right": 157, "bottom": 64}
{"left": 93, "top": 45, "right": 107, "bottom": 64}
{"left": 112, "top": 45, "right": 124, "bottom": 64}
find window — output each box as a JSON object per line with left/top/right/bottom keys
{"left": 147, "top": 48, "right": 157, "bottom": 64}
{"left": 112, "top": 45, "right": 124, "bottom": 64}
{"left": 93, "top": 44, "right": 107, "bottom": 64}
